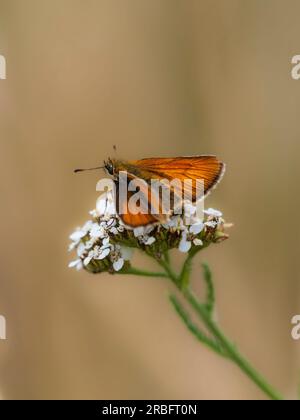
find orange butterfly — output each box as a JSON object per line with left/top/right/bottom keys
{"left": 75, "top": 156, "right": 225, "bottom": 227}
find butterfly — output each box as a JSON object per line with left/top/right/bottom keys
{"left": 75, "top": 156, "right": 225, "bottom": 227}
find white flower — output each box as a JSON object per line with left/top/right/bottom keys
{"left": 69, "top": 230, "right": 85, "bottom": 242}
{"left": 113, "top": 258, "right": 124, "bottom": 271}
{"left": 205, "top": 220, "right": 218, "bottom": 228}
{"left": 83, "top": 251, "right": 94, "bottom": 266}
{"left": 108, "top": 244, "right": 129, "bottom": 272}
{"left": 193, "top": 238, "right": 203, "bottom": 246}
{"left": 68, "top": 188, "right": 227, "bottom": 273}
{"left": 109, "top": 227, "right": 119, "bottom": 235}
{"left": 69, "top": 259, "right": 83, "bottom": 270}
{"left": 162, "top": 217, "right": 177, "bottom": 229}
{"left": 89, "top": 209, "right": 98, "bottom": 218}
{"left": 178, "top": 215, "right": 205, "bottom": 252}
{"left": 163, "top": 215, "right": 184, "bottom": 231}
{"left": 96, "top": 247, "right": 110, "bottom": 260}
{"left": 204, "top": 208, "right": 223, "bottom": 218}
{"left": 90, "top": 223, "right": 105, "bottom": 239}
{"left": 68, "top": 241, "right": 77, "bottom": 252}
{"left": 102, "top": 237, "right": 110, "bottom": 247}
{"left": 133, "top": 224, "right": 156, "bottom": 246}
{"left": 82, "top": 220, "right": 93, "bottom": 232}
{"left": 144, "top": 236, "right": 156, "bottom": 246}
{"left": 184, "top": 203, "right": 197, "bottom": 217}
{"left": 83, "top": 243, "right": 111, "bottom": 266}
{"left": 144, "top": 225, "right": 155, "bottom": 235}
{"left": 133, "top": 226, "right": 145, "bottom": 237}
{"left": 77, "top": 242, "right": 86, "bottom": 257}
{"left": 109, "top": 220, "right": 124, "bottom": 235}
{"left": 69, "top": 220, "right": 94, "bottom": 250}
{"left": 189, "top": 222, "right": 204, "bottom": 235}
{"left": 95, "top": 191, "right": 116, "bottom": 217}
{"left": 179, "top": 231, "right": 192, "bottom": 253}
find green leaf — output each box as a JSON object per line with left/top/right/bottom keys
{"left": 202, "top": 262, "right": 215, "bottom": 314}
{"left": 169, "top": 294, "right": 228, "bottom": 358}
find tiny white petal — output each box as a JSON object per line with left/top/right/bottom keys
{"left": 90, "top": 223, "right": 105, "bottom": 239}
{"left": 95, "top": 194, "right": 108, "bottom": 215}
{"left": 96, "top": 191, "right": 116, "bottom": 216}
{"left": 205, "top": 221, "right": 217, "bottom": 228}
{"left": 110, "top": 227, "right": 119, "bottom": 235}
{"left": 184, "top": 203, "right": 196, "bottom": 217}
{"left": 193, "top": 238, "right": 203, "bottom": 246}
{"left": 113, "top": 258, "right": 124, "bottom": 271}
{"left": 69, "top": 259, "right": 82, "bottom": 270}
{"left": 82, "top": 220, "right": 93, "bottom": 233}
{"left": 77, "top": 242, "right": 86, "bottom": 257}
{"left": 179, "top": 238, "right": 192, "bottom": 253}
{"left": 133, "top": 227, "right": 144, "bottom": 237}
{"left": 144, "top": 225, "right": 155, "bottom": 235}
{"left": 106, "top": 200, "right": 116, "bottom": 216}
{"left": 144, "top": 236, "right": 156, "bottom": 246}
{"left": 76, "top": 261, "right": 83, "bottom": 270}
{"left": 96, "top": 247, "right": 110, "bottom": 260}
{"left": 68, "top": 242, "right": 76, "bottom": 252}
{"left": 102, "top": 237, "right": 110, "bottom": 247}
{"left": 69, "top": 230, "right": 85, "bottom": 242}
{"left": 189, "top": 222, "right": 204, "bottom": 235}
{"left": 204, "top": 208, "right": 222, "bottom": 218}
{"left": 83, "top": 255, "right": 92, "bottom": 266}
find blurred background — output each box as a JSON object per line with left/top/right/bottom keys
{"left": 0, "top": 0, "right": 299, "bottom": 400}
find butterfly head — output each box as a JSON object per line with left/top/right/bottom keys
{"left": 104, "top": 158, "right": 115, "bottom": 176}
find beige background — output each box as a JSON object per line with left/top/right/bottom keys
{"left": 0, "top": 0, "right": 299, "bottom": 399}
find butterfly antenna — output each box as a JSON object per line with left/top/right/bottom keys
{"left": 74, "top": 165, "right": 104, "bottom": 174}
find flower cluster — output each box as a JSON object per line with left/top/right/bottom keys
{"left": 69, "top": 191, "right": 230, "bottom": 274}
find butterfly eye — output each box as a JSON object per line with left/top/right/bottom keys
{"left": 104, "top": 160, "right": 114, "bottom": 175}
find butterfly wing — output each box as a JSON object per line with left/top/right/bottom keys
{"left": 114, "top": 156, "right": 225, "bottom": 227}
{"left": 115, "top": 175, "right": 164, "bottom": 227}
{"left": 129, "top": 155, "right": 225, "bottom": 199}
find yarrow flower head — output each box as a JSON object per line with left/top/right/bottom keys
{"left": 68, "top": 190, "right": 231, "bottom": 274}
{"left": 68, "top": 165, "right": 287, "bottom": 401}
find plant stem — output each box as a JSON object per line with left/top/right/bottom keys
{"left": 179, "top": 245, "right": 207, "bottom": 289}
{"left": 170, "top": 294, "right": 228, "bottom": 358}
{"left": 159, "top": 256, "right": 284, "bottom": 401}
{"left": 184, "top": 288, "right": 284, "bottom": 401}
{"left": 122, "top": 267, "right": 168, "bottom": 278}
{"left": 157, "top": 258, "right": 179, "bottom": 286}
{"left": 163, "top": 250, "right": 170, "bottom": 264}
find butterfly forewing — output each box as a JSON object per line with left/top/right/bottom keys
{"left": 113, "top": 155, "right": 225, "bottom": 227}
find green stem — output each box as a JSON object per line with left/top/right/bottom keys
{"left": 157, "top": 258, "right": 179, "bottom": 286}
{"left": 121, "top": 267, "right": 168, "bottom": 278}
{"left": 163, "top": 250, "right": 170, "bottom": 265}
{"left": 159, "top": 256, "right": 284, "bottom": 401}
{"left": 170, "top": 294, "right": 228, "bottom": 358}
{"left": 183, "top": 289, "right": 283, "bottom": 400}
{"left": 179, "top": 245, "right": 207, "bottom": 289}
{"left": 201, "top": 263, "right": 215, "bottom": 314}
